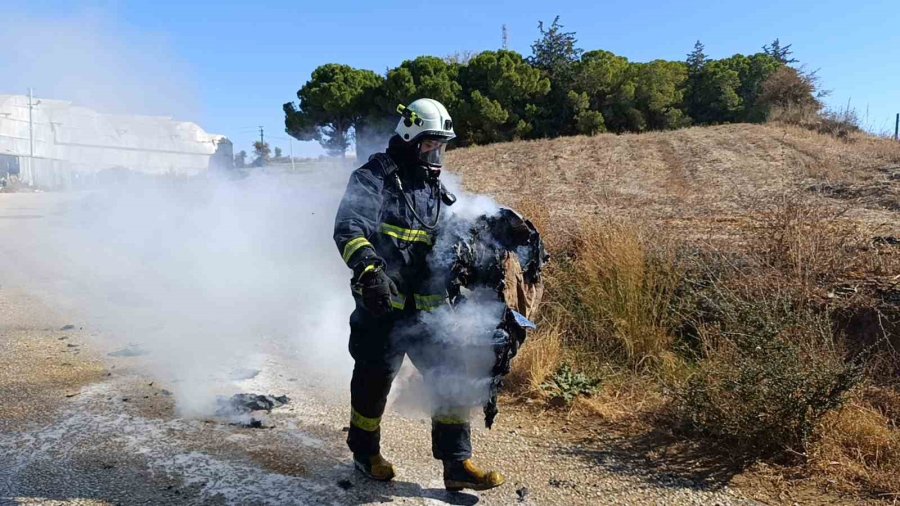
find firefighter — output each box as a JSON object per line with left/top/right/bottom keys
{"left": 333, "top": 98, "right": 505, "bottom": 491}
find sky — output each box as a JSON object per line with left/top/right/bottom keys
{"left": 2, "top": 0, "right": 898, "bottom": 157}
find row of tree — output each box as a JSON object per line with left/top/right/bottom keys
{"left": 235, "top": 143, "right": 311, "bottom": 168}
{"left": 283, "top": 18, "right": 819, "bottom": 157}
{"left": 234, "top": 143, "right": 292, "bottom": 168}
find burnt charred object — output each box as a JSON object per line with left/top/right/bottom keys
{"left": 446, "top": 207, "right": 547, "bottom": 428}
{"left": 448, "top": 208, "right": 548, "bottom": 307}
{"left": 221, "top": 393, "right": 290, "bottom": 413}
{"left": 216, "top": 393, "right": 290, "bottom": 428}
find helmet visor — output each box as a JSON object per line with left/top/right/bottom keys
{"left": 417, "top": 138, "right": 448, "bottom": 168}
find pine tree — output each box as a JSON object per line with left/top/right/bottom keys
{"left": 234, "top": 150, "right": 247, "bottom": 168}
{"left": 283, "top": 64, "right": 383, "bottom": 157}
{"left": 763, "top": 38, "right": 798, "bottom": 64}
{"left": 252, "top": 141, "right": 271, "bottom": 167}
{"left": 687, "top": 40, "right": 708, "bottom": 75}
{"left": 529, "top": 16, "right": 582, "bottom": 72}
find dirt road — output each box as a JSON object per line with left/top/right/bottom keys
{"left": 0, "top": 192, "right": 758, "bottom": 505}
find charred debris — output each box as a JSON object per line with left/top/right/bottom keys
{"left": 448, "top": 208, "right": 548, "bottom": 428}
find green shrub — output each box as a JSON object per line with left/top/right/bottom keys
{"left": 675, "top": 296, "right": 861, "bottom": 456}
{"left": 541, "top": 363, "right": 600, "bottom": 405}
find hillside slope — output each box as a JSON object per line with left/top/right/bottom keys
{"left": 448, "top": 124, "right": 900, "bottom": 503}
{"left": 448, "top": 123, "right": 900, "bottom": 242}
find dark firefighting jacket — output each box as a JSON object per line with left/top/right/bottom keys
{"left": 333, "top": 147, "right": 446, "bottom": 312}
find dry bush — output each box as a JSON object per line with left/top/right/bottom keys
{"left": 759, "top": 67, "right": 822, "bottom": 115}
{"left": 756, "top": 195, "right": 850, "bottom": 288}
{"left": 808, "top": 391, "right": 900, "bottom": 496}
{"left": 768, "top": 103, "right": 821, "bottom": 128}
{"left": 760, "top": 66, "right": 863, "bottom": 140}
{"left": 769, "top": 106, "right": 861, "bottom": 139}
{"left": 675, "top": 294, "right": 861, "bottom": 457}
{"left": 817, "top": 108, "right": 862, "bottom": 139}
{"left": 862, "top": 385, "right": 900, "bottom": 425}
{"left": 749, "top": 193, "right": 900, "bottom": 379}
{"left": 545, "top": 219, "right": 682, "bottom": 369}
{"left": 506, "top": 321, "right": 563, "bottom": 396}
{"left": 752, "top": 194, "right": 889, "bottom": 291}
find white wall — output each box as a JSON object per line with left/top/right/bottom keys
{"left": 0, "top": 94, "right": 231, "bottom": 185}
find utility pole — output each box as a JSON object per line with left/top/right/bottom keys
{"left": 501, "top": 24, "right": 509, "bottom": 50}
{"left": 27, "top": 88, "right": 35, "bottom": 186}
{"left": 894, "top": 113, "right": 898, "bottom": 141}
{"left": 259, "top": 126, "right": 265, "bottom": 145}
{"left": 289, "top": 137, "right": 295, "bottom": 171}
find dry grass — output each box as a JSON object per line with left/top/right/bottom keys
{"left": 755, "top": 196, "right": 855, "bottom": 289}
{"left": 448, "top": 123, "right": 900, "bottom": 500}
{"left": 751, "top": 193, "right": 900, "bottom": 294}
{"left": 808, "top": 389, "right": 900, "bottom": 497}
{"left": 505, "top": 321, "right": 563, "bottom": 396}
{"left": 544, "top": 219, "right": 682, "bottom": 368}
{"left": 448, "top": 123, "right": 900, "bottom": 244}
{"left": 572, "top": 372, "right": 667, "bottom": 426}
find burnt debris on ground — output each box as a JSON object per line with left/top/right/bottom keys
{"left": 216, "top": 393, "right": 291, "bottom": 428}
{"left": 223, "top": 393, "right": 290, "bottom": 413}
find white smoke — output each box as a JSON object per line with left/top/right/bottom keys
{"left": 0, "top": 5, "right": 515, "bottom": 421}
{"left": 440, "top": 171, "right": 503, "bottom": 223}
{"left": 3, "top": 170, "right": 357, "bottom": 417}
{"left": 1, "top": 151, "right": 514, "bottom": 423}
{"left": 385, "top": 171, "right": 510, "bottom": 424}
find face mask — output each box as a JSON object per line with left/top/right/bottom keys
{"left": 417, "top": 139, "right": 448, "bottom": 169}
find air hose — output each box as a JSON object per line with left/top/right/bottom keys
{"left": 393, "top": 174, "right": 442, "bottom": 231}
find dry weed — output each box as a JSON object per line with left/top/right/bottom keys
{"left": 547, "top": 219, "right": 681, "bottom": 368}
{"left": 506, "top": 322, "right": 563, "bottom": 396}
{"left": 808, "top": 393, "right": 900, "bottom": 496}
{"left": 753, "top": 193, "right": 879, "bottom": 291}
{"left": 573, "top": 372, "right": 666, "bottom": 427}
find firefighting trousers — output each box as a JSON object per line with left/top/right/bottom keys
{"left": 346, "top": 306, "right": 472, "bottom": 461}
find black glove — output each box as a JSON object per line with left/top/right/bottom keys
{"left": 357, "top": 266, "right": 399, "bottom": 317}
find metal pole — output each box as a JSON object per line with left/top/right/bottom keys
{"left": 289, "top": 137, "right": 295, "bottom": 171}
{"left": 28, "top": 88, "right": 34, "bottom": 185}
{"left": 894, "top": 113, "right": 898, "bottom": 141}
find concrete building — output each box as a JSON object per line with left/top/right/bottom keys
{"left": 0, "top": 94, "right": 232, "bottom": 187}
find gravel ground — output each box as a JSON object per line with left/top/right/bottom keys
{"left": 0, "top": 285, "right": 759, "bottom": 505}
{"left": 0, "top": 192, "right": 761, "bottom": 505}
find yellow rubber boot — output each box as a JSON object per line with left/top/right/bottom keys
{"left": 443, "top": 459, "right": 505, "bottom": 491}
{"left": 353, "top": 453, "right": 396, "bottom": 481}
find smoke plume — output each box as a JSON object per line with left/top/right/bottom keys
{"left": 0, "top": 6, "right": 511, "bottom": 420}
{"left": 2, "top": 170, "right": 357, "bottom": 416}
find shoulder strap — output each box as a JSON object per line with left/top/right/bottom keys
{"left": 368, "top": 152, "right": 398, "bottom": 179}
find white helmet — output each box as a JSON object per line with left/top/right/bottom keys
{"left": 395, "top": 98, "right": 455, "bottom": 168}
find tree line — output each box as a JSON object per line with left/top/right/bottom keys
{"left": 283, "top": 17, "right": 819, "bottom": 157}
